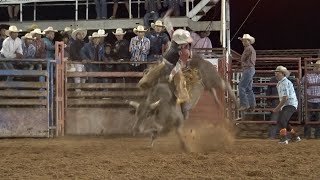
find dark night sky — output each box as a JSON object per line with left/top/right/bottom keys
{"left": 0, "top": 0, "right": 319, "bottom": 53}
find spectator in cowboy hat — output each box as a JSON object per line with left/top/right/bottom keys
{"left": 30, "top": 28, "right": 45, "bottom": 59}
{"left": 97, "top": 29, "right": 108, "bottom": 47}
{"left": 0, "top": 25, "right": 23, "bottom": 81}
{"left": 143, "top": 0, "right": 162, "bottom": 27}
{"left": 21, "top": 33, "right": 36, "bottom": 70}
{"left": 238, "top": 34, "right": 256, "bottom": 112}
{"left": 61, "top": 27, "right": 74, "bottom": 44}
{"left": 302, "top": 60, "right": 320, "bottom": 139}
{"left": 146, "top": 20, "right": 169, "bottom": 61}
{"left": 0, "top": 24, "right": 9, "bottom": 50}
{"left": 43, "top": 26, "right": 58, "bottom": 60}
{"left": 272, "top": 65, "right": 300, "bottom": 144}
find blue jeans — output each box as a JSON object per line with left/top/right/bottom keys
{"left": 304, "top": 102, "right": 320, "bottom": 139}
{"left": 143, "top": 12, "right": 159, "bottom": 27}
{"left": 239, "top": 67, "right": 256, "bottom": 108}
{"left": 95, "top": 0, "right": 107, "bottom": 18}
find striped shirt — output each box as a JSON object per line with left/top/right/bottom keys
{"left": 302, "top": 73, "right": 320, "bottom": 103}
{"left": 129, "top": 36, "right": 150, "bottom": 66}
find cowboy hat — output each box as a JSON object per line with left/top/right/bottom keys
{"left": 22, "top": 33, "right": 36, "bottom": 40}
{"left": 133, "top": 25, "right": 147, "bottom": 34}
{"left": 71, "top": 28, "right": 87, "bottom": 40}
{"left": 26, "top": 24, "right": 38, "bottom": 32}
{"left": 273, "top": 66, "right": 290, "bottom": 77}
{"left": 238, "top": 34, "right": 255, "bottom": 44}
{"left": 112, "top": 28, "right": 126, "bottom": 36}
{"left": 64, "top": 27, "right": 72, "bottom": 32}
{"left": 313, "top": 60, "right": 320, "bottom": 66}
{"left": 5, "top": 26, "right": 22, "bottom": 36}
{"left": 88, "top": 32, "right": 105, "bottom": 40}
{"left": 172, "top": 29, "right": 193, "bottom": 45}
{"left": 151, "top": 20, "right": 165, "bottom": 29}
{"left": 30, "top": 28, "right": 44, "bottom": 36}
{"left": 43, "top": 26, "right": 58, "bottom": 33}
{"left": 97, "top": 29, "right": 108, "bottom": 37}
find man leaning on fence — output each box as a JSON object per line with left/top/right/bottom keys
{"left": 272, "top": 66, "right": 301, "bottom": 144}
{"left": 301, "top": 60, "right": 320, "bottom": 139}
{"left": 0, "top": 25, "right": 22, "bottom": 81}
{"left": 238, "top": 34, "right": 256, "bottom": 112}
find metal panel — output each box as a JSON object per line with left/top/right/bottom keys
{"left": 67, "top": 72, "right": 144, "bottom": 78}
{"left": 67, "top": 91, "right": 144, "bottom": 98}
{"left": 0, "top": 108, "right": 48, "bottom": 137}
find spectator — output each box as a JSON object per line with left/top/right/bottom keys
{"left": 69, "top": 28, "right": 87, "bottom": 84}
{"left": 0, "top": 25, "right": 23, "bottom": 81}
{"left": 97, "top": 29, "right": 108, "bottom": 47}
{"left": 103, "top": 43, "right": 115, "bottom": 83}
{"left": 301, "top": 60, "right": 320, "bottom": 139}
{"left": 238, "top": 34, "right": 256, "bottom": 112}
{"left": 8, "top": 5, "right": 19, "bottom": 21}
{"left": 95, "top": 0, "right": 107, "bottom": 19}
{"left": 21, "top": 33, "right": 36, "bottom": 70}
{"left": 42, "top": 27, "right": 57, "bottom": 60}
{"left": 62, "top": 33, "right": 70, "bottom": 59}
{"left": 146, "top": 20, "right": 169, "bottom": 61}
{"left": 163, "top": 0, "right": 183, "bottom": 16}
{"left": 191, "top": 31, "right": 212, "bottom": 53}
{"left": 144, "top": 0, "right": 162, "bottom": 28}
{"left": 129, "top": 25, "right": 150, "bottom": 71}
{"left": 0, "top": 24, "right": 9, "bottom": 50}
{"left": 26, "top": 24, "right": 38, "bottom": 33}
{"left": 110, "top": 0, "right": 131, "bottom": 19}
{"left": 272, "top": 66, "right": 301, "bottom": 144}
{"left": 61, "top": 27, "right": 73, "bottom": 45}
{"left": 112, "top": 28, "right": 130, "bottom": 82}
{"left": 80, "top": 32, "right": 105, "bottom": 83}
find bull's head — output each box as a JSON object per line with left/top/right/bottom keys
{"left": 129, "top": 100, "right": 161, "bottom": 136}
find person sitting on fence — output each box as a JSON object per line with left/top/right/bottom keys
{"left": 112, "top": 28, "right": 130, "bottom": 82}
{"left": 301, "top": 60, "right": 320, "bottom": 139}
{"left": 69, "top": 28, "right": 87, "bottom": 85}
{"left": 272, "top": 66, "right": 301, "bottom": 144}
{"left": 80, "top": 32, "right": 105, "bottom": 83}
{"left": 238, "top": 34, "right": 256, "bottom": 112}
{"left": 146, "top": 20, "right": 169, "bottom": 62}
{"left": 110, "top": 0, "right": 132, "bottom": 19}
{"left": 42, "top": 27, "right": 57, "bottom": 60}
{"left": 0, "top": 24, "right": 9, "bottom": 50}
{"left": 21, "top": 33, "right": 36, "bottom": 70}
{"left": 0, "top": 25, "right": 22, "bottom": 81}
{"left": 129, "top": 25, "right": 150, "bottom": 72}
{"left": 8, "top": 4, "right": 19, "bottom": 21}
{"left": 95, "top": 0, "right": 107, "bottom": 19}
{"left": 163, "top": 0, "right": 183, "bottom": 17}
{"left": 143, "top": 0, "right": 162, "bottom": 28}
{"left": 190, "top": 31, "right": 212, "bottom": 53}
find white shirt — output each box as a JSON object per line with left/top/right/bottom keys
{"left": 0, "top": 36, "right": 23, "bottom": 58}
{"left": 191, "top": 32, "right": 212, "bottom": 50}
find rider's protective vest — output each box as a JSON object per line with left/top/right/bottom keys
{"left": 163, "top": 41, "right": 180, "bottom": 65}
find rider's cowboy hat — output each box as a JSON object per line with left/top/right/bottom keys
{"left": 5, "top": 25, "right": 22, "bottom": 36}
{"left": 133, "top": 25, "right": 147, "bottom": 34}
{"left": 43, "top": 26, "right": 58, "bottom": 33}
{"left": 30, "top": 28, "right": 44, "bottom": 36}
{"left": 151, "top": 20, "right": 165, "bottom": 29}
{"left": 238, "top": 34, "right": 255, "bottom": 44}
{"left": 21, "top": 33, "right": 36, "bottom": 40}
{"left": 112, "top": 28, "right": 126, "bottom": 36}
{"left": 71, "top": 28, "right": 87, "bottom": 40}
{"left": 272, "top": 66, "right": 290, "bottom": 77}
{"left": 172, "top": 29, "right": 193, "bottom": 45}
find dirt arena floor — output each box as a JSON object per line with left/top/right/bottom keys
{"left": 1, "top": 126, "right": 320, "bottom": 180}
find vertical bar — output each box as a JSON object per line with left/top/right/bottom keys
{"left": 46, "top": 59, "right": 50, "bottom": 137}
{"left": 129, "top": 0, "right": 132, "bottom": 19}
{"left": 33, "top": 2, "right": 36, "bottom": 21}
{"left": 75, "top": 0, "right": 78, "bottom": 21}
{"left": 137, "top": 0, "right": 140, "bottom": 18}
{"left": 20, "top": 3, "right": 23, "bottom": 22}
{"left": 226, "top": 0, "right": 231, "bottom": 57}
{"left": 186, "top": 0, "right": 189, "bottom": 17}
{"left": 50, "top": 61, "right": 54, "bottom": 133}
{"left": 221, "top": 0, "right": 226, "bottom": 48}
{"left": 298, "top": 58, "right": 302, "bottom": 123}
{"left": 86, "top": 0, "right": 89, "bottom": 20}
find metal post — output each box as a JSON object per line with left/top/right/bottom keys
{"left": 33, "top": 2, "right": 36, "bottom": 21}
{"left": 138, "top": 0, "right": 140, "bottom": 18}
{"left": 46, "top": 59, "right": 50, "bottom": 137}
{"left": 129, "top": 0, "right": 132, "bottom": 19}
{"left": 19, "top": 3, "right": 23, "bottom": 22}
{"left": 226, "top": 0, "right": 231, "bottom": 58}
{"left": 86, "top": 0, "right": 89, "bottom": 20}
{"left": 186, "top": 0, "right": 189, "bottom": 17}
{"left": 75, "top": 0, "right": 78, "bottom": 21}
{"left": 221, "top": 0, "right": 226, "bottom": 49}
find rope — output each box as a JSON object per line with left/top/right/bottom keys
{"left": 231, "top": 0, "right": 262, "bottom": 42}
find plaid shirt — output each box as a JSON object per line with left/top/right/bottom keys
{"left": 277, "top": 77, "right": 298, "bottom": 109}
{"left": 302, "top": 73, "right": 320, "bottom": 103}
{"left": 129, "top": 36, "right": 150, "bottom": 66}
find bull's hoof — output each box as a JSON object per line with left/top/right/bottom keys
{"left": 180, "top": 143, "right": 191, "bottom": 153}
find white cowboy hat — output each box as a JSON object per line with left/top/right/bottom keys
{"left": 151, "top": 20, "right": 165, "bottom": 29}
{"left": 313, "top": 60, "right": 320, "bottom": 66}
{"left": 30, "top": 28, "right": 44, "bottom": 36}
{"left": 88, "top": 32, "right": 105, "bottom": 40}
{"left": 71, "top": 28, "right": 87, "bottom": 40}
{"left": 273, "top": 66, "right": 290, "bottom": 77}
{"left": 97, "top": 29, "right": 108, "bottom": 37}
{"left": 238, "top": 34, "right": 255, "bottom": 44}
{"left": 64, "top": 27, "right": 72, "bottom": 32}
{"left": 22, "top": 33, "right": 36, "bottom": 40}
{"left": 172, "top": 29, "right": 193, "bottom": 45}
{"left": 43, "top": 26, "right": 58, "bottom": 33}
{"left": 5, "top": 25, "right": 22, "bottom": 36}
{"left": 133, "top": 25, "right": 147, "bottom": 34}
{"left": 112, "top": 28, "right": 126, "bottom": 35}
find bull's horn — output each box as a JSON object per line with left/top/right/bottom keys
{"left": 150, "top": 100, "right": 161, "bottom": 109}
{"left": 129, "top": 101, "right": 140, "bottom": 109}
